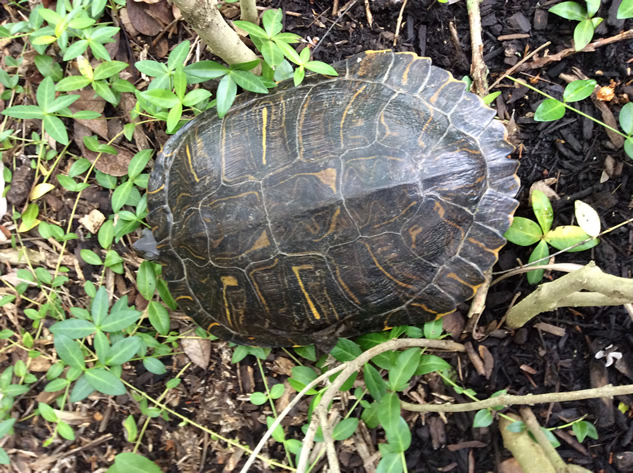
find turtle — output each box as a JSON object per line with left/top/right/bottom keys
{"left": 140, "top": 50, "right": 520, "bottom": 348}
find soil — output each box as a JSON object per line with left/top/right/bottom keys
{"left": 1, "top": 0, "right": 633, "bottom": 472}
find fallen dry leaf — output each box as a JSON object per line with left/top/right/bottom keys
{"left": 181, "top": 333, "right": 211, "bottom": 369}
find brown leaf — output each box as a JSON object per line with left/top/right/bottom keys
{"left": 68, "top": 88, "right": 108, "bottom": 139}
{"left": 126, "top": 0, "right": 162, "bottom": 36}
{"left": 181, "top": 334, "right": 211, "bottom": 369}
{"left": 73, "top": 121, "right": 134, "bottom": 177}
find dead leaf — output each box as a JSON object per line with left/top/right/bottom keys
{"left": 529, "top": 178, "right": 559, "bottom": 201}
{"left": 79, "top": 209, "right": 106, "bottom": 234}
{"left": 126, "top": 0, "right": 162, "bottom": 36}
{"left": 73, "top": 121, "right": 134, "bottom": 177}
{"left": 68, "top": 88, "right": 107, "bottom": 139}
{"left": 181, "top": 334, "right": 211, "bottom": 369}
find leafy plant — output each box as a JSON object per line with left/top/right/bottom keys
{"left": 504, "top": 189, "right": 599, "bottom": 284}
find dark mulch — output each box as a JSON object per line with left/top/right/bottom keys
{"left": 2, "top": 0, "right": 633, "bottom": 471}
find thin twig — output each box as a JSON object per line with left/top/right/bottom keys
{"left": 466, "top": 0, "right": 488, "bottom": 94}
{"left": 489, "top": 41, "right": 551, "bottom": 90}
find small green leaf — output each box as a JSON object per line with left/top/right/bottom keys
{"left": 332, "top": 418, "right": 358, "bottom": 441}
{"left": 549, "top": 1, "right": 587, "bottom": 21}
{"left": 388, "top": 348, "right": 420, "bottom": 391}
{"left": 80, "top": 249, "right": 103, "bottom": 265}
{"left": 37, "top": 76, "right": 55, "bottom": 111}
{"left": 572, "top": 420, "right": 598, "bottom": 442}
{"left": 416, "top": 354, "right": 451, "bottom": 375}
{"left": 619, "top": 102, "right": 633, "bottom": 135}
{"left": 184, "top": 61, "right": 228, "bottom": 80}
{"left": 99, "top": 309, "right": 141, "bottom": 332}
{"left": 618, "top": 0, "right": 633, "bottom": 19}
{"left": 56, "top": 75, "right": 92, "bottom": 91}
{"left": 182, "top": 88, "right": 212, "bottom": 107}
{"left": 230, "top": 70, "right": 269, "bottom": 94}
{"left": 85, "top": 368, "right": 126, "bottom": 395}
{"left": 586, "top": 0, "right": 600, "bottom": 17}
{"left": 289, "top": 366, "right": 318, "bottom": 394}
{"left": 105, "top": 337, "right": 141, "bottom": 366}
{"left": 2, "top": 105, "right": 45, "bottom": 120}
{"left": 423, "top": 319, "right": 443, "bottom": 339}
{"left": 216, "top": 75, "right": 237, "bottom": 118}
{"left": 143, "top": 357, "right": 166, "bottom": 375}
{"left": 57, "top": 421, "right": 75, "bottom": 441}
{"left": 361, "top": 401, "right": 380, "bottom": 429}
{"left": 233, "top": 20, "right": 268, "bottom": 39}
{"left": 574, "top": 19, "right": 595, "bottom": 50}
{"left": 625, "top": 137, "right": 633, "bottom": 160}
{"left": 137, "top": 261, "right": 157, "bottom": 301}
{"left": 54, "top": 334, "right": 86, "bottom": 370}
{"left": 531, "top": 190, "right": 554, "bottom": 234}
{"left": 563, "top": 79, "right": 596, "bottom": 102}
{"left": 527, "top": 239, "right": 549, "bottom": 285}
{"left": 505, "top": 420, "right": 525, "bottom": 433}
{"left": 304, "top": 61, "right": 338, "bottom": 76}
{"left": 545, "top": 225, "right": 599, "bottom": 252}
{"left": 384, "top": 416, "right": 411, "bottom": 453}
{"left": 534, "top": 98, "right": 565, "bottom": 122}
{"left": 270, "top": 383, "right": 285, "bottom": 399}
{"left": 504, "top": 217, "right": 543, "bottom": 246}
{"left": 147, "top": 301, "right": 170, "bottom": 335}
{"left": 168, "top": 41, "right": 190, "bottom": 71}
{"left": 473, "top": 409, "right": 494, "bottom": 428}
{"left": 135, "top": 60, "right": 169, "bottom": 77}
{"left": 261, "top": 8, "right": 283, "bottom": 37}
{"left": 376, "top": 452, "right": 402, "bottom": 473}
{"left": 330, "top": 338, "right": 362, "bottom": 361}
{"left": 378, "top": 392, "right": 400, "bottom": 433}
{"left": 123, "top": 415, "right": 138, "bottom": 442}
{"left": 364, "top": 363, "right": 387, "bottom": 401}
{"left": 111, "top": 452, "right": 163, "bottom": 473}
{"left": 142, "top": 89, "right": 180, "bottom": 108}
{"left": 49, "top": 319, "right": 96, "bottom": 339}
{"left": 94, "top": 61, "right": 128, "bottom": 81}
{"left": 38, "top": 402, "right": 59, "bottom": 422}
{"left": 250, "top": 392, "right": 268, "bottom": 405}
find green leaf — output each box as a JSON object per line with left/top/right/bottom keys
{"left": 330, "top": 338, "right": 362, "bottom": 361}
{"left": 376, "top": 452, "right": 402, "bottom": 473}
{"left": 293, "top": 66, "right": 306, "bottom": 87}
{"left": 364, "top": 363, "right": 387, "bottom": 401}
{"left": 618, "top": 0, "right": 633, "bottom": 19}
{"left": 168, "top": 41, "right": 190, "bottom": 71}
{"left": 143, "top": 357, "right": 167, "bottom": 375}
{"left": 542, "top": 427, "right": 561, "bottom": 448}
{"left": 473, "top": 409, "right": 493, "bottom": 428}
{"left": 128, "top": 149, "right": 152, "bottom": 180}
{"left": 182, "top": 88, "right": 212, "bottom": 107}
{"left": 98, "top": 220, "right": 115, "bottom": 249}
{"left": 332, "top": 418, "right": 358, "bottom": 441}
{"left": 230, "top": 70, "right": 269, "bottom": 94}
{"left": 137, "top": 261, "right": 157, "bottom": 301}
{"left": 147, "top": 301, "right": 170, "bottom": 335}
{"left": 293, "top": 345, "right": 317, "bottom": 361}
{"left": 275, "top": 40, "right": 302, "bottom": 64}
{"left": 111, "top": 180, "right": 133, "bottom": 213}
{"left": 99, "top": 309, "right": 141, "bottom": 332}
{"left": 105, "top": 336, "right": 141, "bottom": 366}
{"left": 135, "top": 60, "right": 169, "bottom": 77}
{"left": 0, "top": 418, "right": 16, "bottom": 438}
{"left": 423, "top": 319, "right": 443, "bottom": 339}
{"left": 48, "top": 94, "right": 79, "bottom": 113}
{"left": 43, "top": 115, "right": 69, "bottom": 145}
{"left": 416, "top": 354, "right": 451, "bottom": 375}
{"left": 233, "top": 20, "right": 268, "bottom": 39}
{"left": 93, "top": 80, "right": 118, "bottom": 105}
{"left": 81, "top": 249, "right": 103, "bottom": 265}
{"left": 166, "top": 102, "right": 182, "bottom": 133}
{"left": 250, "top": 392, "right": 268, "bottom": 405}
{"left": 563, "top": 79, "right": 596, "bottom": 102}
{"left": 504, "top": 217, "right": 543, "bottom": 246}
{"left": 56, "top": 75, "right": 92, "bottom": 92}
{"left": 572, "top": 420, "right": 598, "bottom": 442}
{"left": 93, "top": 61, "right": 128, "bottom": 81}
{"left": 142, "top": 89, "right": 180, "bottom": 108}
{"left": 574, "top": 19, "right": 595, "bottom": 50}
{"left": 216, "top": 75, "right": 237, "bottom": 118}
{"left": 85, "top": 368, "right": 126, "bottom": 395}
{"left": 378, "top": 392, "right": 400, "bottom": 433}
{"left": 2, "top": 105, "right": 45, "bottom": 119}
{"left": 110, "top": 452, "right": 163, "bottom": 473}
{"left": 586, "top": 0, "right": 600, "bottom": 17}
{"left": 37, "top": 76, "right": 55, "bottom": 112}
{"left": 534, "top": 98, "right": 565, "bottom": 122}
{"left": 361, "top": 401, "right": 380, "bottom": 429}
{"left": 388, "top": 348, "right": 421, "bottom": 391}
{"left": 54, "top": 334, "right": 86, "bottom": 370}
{"left": 625, "top": 137, "right": 633, "bottom": 160}
{"left": 39, "top": 402, "right": 59, "bottom": 422}
{"left": 505, "top": 420, "right": 525, "bottom": 433}
{"left": 270, "top": 383, "right": 285, "bottom": 399}
{"left": 304, "top": 61, "right": 338, "bottom": 76}
{"left": 63, "top": 40, "right": 88, "bottom": 61}
{"left": 57, "top": 420, "right": 75, "bottom": 441}
{"left": 549, "top": 1, "right": 587, "bottom": 21}
{"left": 527, "top": 240, "right": 549, "bottom": 284}
{"left": 258, "top": 39, "right": 285, "bottom": 67}
{"left": 289, "top": 366, "right": 319, "bottom": 394}
{"left": 73, "top": 110, "right": 101, "bottom": 120}
{"left": 184, "top": 61, "right": 228, "bottom": 80}
{"left": 619, "top": 102, "right": 633, "bottom": 135}
{"left": 531, "top": 190, "right": 554, "bottom": 234}
{"left": 173, "top": 66, "right": 187, "bottom": 99}
{"left": 49, "top": 319, "right": 96, "bottom": 339}
{"left": 545, "top": 225, "right": 599, "bottom": 252}
{"left": 38, "top": 8, "right": 62, "bottom": 25}
{"left": 261, "top": 8, "right": 283, "bottom": 37}
{"left": 384, "top": 416, "right": 411, "bottom": 452}
{"left": 91, "top": 286, "right": 109, "bottom": 325}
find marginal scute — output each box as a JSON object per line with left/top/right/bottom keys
{"left": 145, "top": 50, "right": 520, "bottom": 347}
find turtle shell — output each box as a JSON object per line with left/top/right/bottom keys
{"left": 145, "top": 50, "right": 519, "bottom": 347}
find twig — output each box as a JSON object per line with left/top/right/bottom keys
{"left": 393, "top": 0, "right": 407, "bottom": 46}
{"left": 466, "top": 0, "right": 488, "bottom": 94}
{"left": 516, "top": 29, "right": 633, "bottom": 72}
{"left": 318, "top": 409, "right": 340, "bottom": 473}
{"left": 489, "top": 41, "right": 551, "bottom": 90}
{"left": 401, "top": 383, "right": 633, "bottom": 413}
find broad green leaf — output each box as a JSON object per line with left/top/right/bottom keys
{"left": 105, "top": 336, "right": 141, "bottom": 365}
{"left": 69, "top": 158, "right": 92, "bottom": 177}
{"left": 531, "top": 190, "right": 554, "bottom": 233}
{"left": 416, "top": 354, "right": 451, "bottom": 375}
{"left": 57, "top": 421, "right": 75, "bottom": 441}
{"left": 184, "top": 61, "right": 228, "bottom": 80}
{"left": 574, "top": 19, "right": 595, "bottom": 50}
{"left": 619, "top": 102, "right": 633, "bottom": 135}
{"left": 73, "top": 110, "right": 101, "bottom": 119}
{"left": 618, "top": 0, "right": 633, "bottom": 19}
{"left": 0, "top": 418, "right": 16, "bottom": 438}
{"left": 37, "top": 77, "right": 55, "bottom": 111}
{"left": 545, "top": 225, "right": 599, "bottom": 252}
{"left": 98, "top": 220, "right": 115, "bottom": 249}
{"left": 572, "top": 420, "right": 598, "bottom": 442}
{"left": 384, "top": 416, "right": 411, "bottom": 452}
{"left": 80, "top": 249, "right": 103, "bottom": 265}
{"left": 505, "top": 420, "right": 525, "bottom": 433}
{"left": 289, "top": 366, "right": 319, "bottom": 394}
{"left": 216, "top": 75, "right": 237, "bottom": 118}
{"left": 549, "top": 1, "right": 587, "bottom": 21}
{"left": 275, "top": 40, "right": 302, "bottom": 64}
{"left": 94, "top": 329, "right": 109, "bottom": 362}
{"left": 304, "top": 61, "right": 338, "bottom": 76}
{"left": 586, "top": 0, "right": 600, "bottom": 17}
{"left": 143, "top": 357, "right": 166, "bottom": 375}
{"left": 147, "top": 301, "right": 170, "bottom": 335}
{"left": 233, "top": 20, "right": 268, "bottom": 39}
{"left": 250, "top": 392, "right": 268, "bottom": 405}
{"left": 63, "top": 40, "right": 88, "bottom": 61}
{"left": 270, "top": 383, "right": 285, "bottom": 399}
{"left": 99, "top": 309, "right": 141, "bottom": 332}
{"left": 135, "top": 60, "right": 168, "bottom": 77}
{"left": 293, "top": 66, "right": 306, "bottom": 86}
{"left": 142, "top": 89, "right": 179, "bottom": 108}
{"left": 111, "top": 180, "right": 133, "bottom": 213}
{"left": 38, "top": 8, "right": 62, "bottom": 25}
{"left": 182, "top": 88, "right": 212, "bottom": 107}
{"left": 49, "top": 319, "right": 96, "bottom": 338}
{"left": 1, "top": 105, "right": 45, "bottom": 119}
{"left": 93, "top": 80, "right": 118, "bottom": 105}
{"left": 388, "top": 348, "right": 420, "bottom": 391}
{"left": 56, "top": 75, "right": 92, "bottom": 92}
{"left": 168, "top": 41, "right": 190, "bottom": 70}
{"left": 563, "top": 79, "right": 596, "bottom": 102}
{"left": 43, "top": 115, "right": 69, "bottom": 144}
{"left": 266, "top": 416, "right": 285, "bottom": 443}
{"left": 534, "top": 98, "right": 565, "bottom": 122}
{"left": 332, "top": 418, "right": 358, "bottom": 441}
{"left": 258, "top": 39, "right": 284, "bottom": 67}
{"left": 91, "top": 286, "right": 109, "bottom": 325}
{"left": 423, "top": 319, "right": 443, "bottom": 339}
{"left": 473, "top": 409, "right": 494, "bottom": 428}
{"left": 364, "top": 363, "right": 387, "bottom": 401}
{"left": 173, "top": 66, "right": 187, "bottom": 99}
{"left": 376, "top": 452, "right": 402, "bottom": 473}
{"left": 378, "top": 392, "right": 400, "bottom": 433}
{"left": 527, "top": 239, "right": 549, "bottom": 285}
{"left": 93, "top": 61, "right": 128, "bottom": 81}
{"left": 85, "top": 368, "right": 126, "bottom": 395}
{"left": 330, "top": 338, "right": 362, "bottom": 361}
{"left": 48, "top": 94, "right": 79, "bottom": 113}
{"left": 261, "top": 8, "right": 283, "bottom": 37}
{"left": 542, "top": 427, "right": 561, "bottom": 448}
{"left": 231, "top": 70, "right": 269, "bottom": 94}
{"left": 361, "top": 401, "right": 380, "bottom": 429}
{"left": 137, "top": 261, "right": 157, "bottom": 301}
{"left": 504, "top": 217, "right": 543, "bottom": 246}
{"left": 293, "top": 345, "right": 317, "bottom": 361}
{"left": 166, "top": 102, "right": 182, "bottom": 133}
{"left": 54, "top": 334, "right": 86, "bottom": 370}
{"left": 110, "top": 452, "right": 163, "bottom": 473}
{"left": 38, "top": 402, "right": 59, "bottom": 422}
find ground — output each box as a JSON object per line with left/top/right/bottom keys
{"left": 0, "top": 0, "right": 632, "bottom": 472}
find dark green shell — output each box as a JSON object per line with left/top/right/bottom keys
{"left": 146, "top": 50, "right": 519, "bottom": 347}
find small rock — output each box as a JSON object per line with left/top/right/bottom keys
{"left": 508, "top": 12, "right": 531, "bottom": 33}
{"left": 534, "top": 9, "right": 548, "bottom": 30}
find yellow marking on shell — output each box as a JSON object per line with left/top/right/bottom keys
{"left": 434, "top": 201, "right": 465, "bottom": 238}
{"left": 373, "top": 200, "right": 418, "bottom": 229}
{"left": 221, "top": 275, "right": 239, "bottom": 327}
{"left": 334, "top": 266, "right": 361, "bottom": 305}
{"left": 292, "top": 265, "right": 321, "bottom": 320}
{"left": 274, "top": 168, "right": 338, "bottom": 195}
{"left": 261, "top": 106, "right": 268, "bottom": 165}
{"left": 147, "top": 184, "right": 164, "bottom": 195}
{"left": 176, "top": 295, "right": 194, "bottom": 302}
{"left": 315, "top": 207, "right": 341, "bottom": 242}
{"left": 361, "top": 241, "right": 414, "bottom": 290}
{"left": 408, "top": 225, "right": 423, "bottom": 249}
{"left": 446, "top": 272, "right": 481, "bottom": 293}
{"left": 248, "top": 258, "right": 280, "bottom": 311}
{"left": 340, "top": 84, "right": 367, "bottom": 145}
{"left": 249, "top": 230, "right": 270, "bottom": 253}
{"left": 297, "top": 95, "right": 311, "bottom": 160}
{"left": 380, "top": 111, "right": 397, "bottom": 139}
{"left": 203, "top": 191, "right": 261, "bottom": 211}
{"left": 467, "top": 237, "right": 495, "bottom": 254}
{"left": 207, "top": 322, "right": 219, "bottom": 330}
{"left": 401, "top": 57, "right": 418, "bottom": 85}
{"left": 410, "top": 302, "right": 440, "bottom": 314}
{"left": 185, "top": 145, "right": 200, "bottom": 183}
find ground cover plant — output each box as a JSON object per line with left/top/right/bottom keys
{"left": 0, "top": 0, "right": 633, "bottom": 472}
